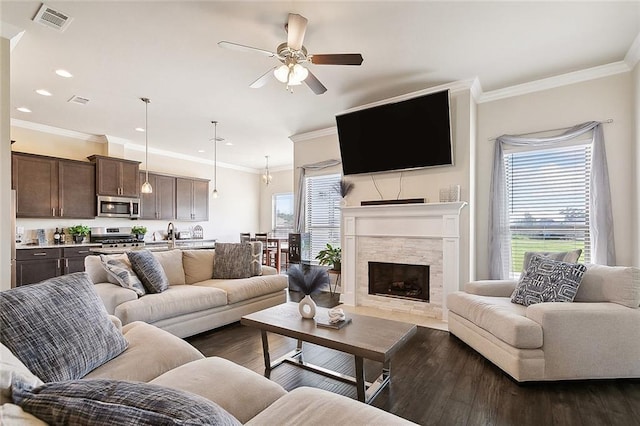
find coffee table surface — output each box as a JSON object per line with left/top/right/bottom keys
{"left": 241, "top": 302, "right": 417, "bottom": 363}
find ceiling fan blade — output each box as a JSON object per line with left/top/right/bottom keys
{"left": 309, "top": 53, "right": 364, "bottom": 66}
{"left": 286, "top": 13, "right": 308, "bottom": 51}
{"left": 304, "top": 69, "right": 327, "bottom": 95}
{"left": 249, "top": 67, "right": 276, "bottom": 88}
{"left": 218, "top": 41, "right": 276, "bottom": 57}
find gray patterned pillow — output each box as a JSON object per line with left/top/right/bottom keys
{"left": 249, "top": 241, "right": 263, "bottom": 276}
{"left": 213, "top": 243, "right": 252, "bottom": 279}
{"left": 12, "top": 379, "right": 241, "bottom": 426}
{"left": 522, "top": 249, "right": 582, "bottom": 271}
{"left": 511, "top": 255, "right": 587, "bottom": 307}
{"left": 127, "top": 250, "right": 169, "bottom": 293}
{"left": 0, "top": 273, "right": 128, "bottom": 382}
{"left": 100, "top": 254, "right": 146, "bottom": 296}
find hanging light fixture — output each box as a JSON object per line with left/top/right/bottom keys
{"left": 211, "top": 121, "right": 219, "bottom": 198}
{"left": 262, "top": 155, "right": 272, "bottom": 186}
{"left": 273, "top": 58, "right": 308, "bottom": 92}
{"left": 140, "top": 97, "right": 153, "bottom": 194}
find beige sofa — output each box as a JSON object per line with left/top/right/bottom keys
{"left": 447, "top": 263, "right": 640, "bottom": 382}
{"left": 0, "top": 273, "right": 416, "bottom": 425}
{"left": 85, "top": 249, "right": 289, "bottom": 338}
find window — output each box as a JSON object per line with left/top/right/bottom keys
{"left": 505, "top": 143, "right": 591, "bottom": 275}
{"left": 304, "top": 173, "right": 342, "bottom": 263}
{"left": 272, "top": 193, "right": 294, "bottom": 238}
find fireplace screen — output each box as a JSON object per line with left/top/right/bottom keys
{"left": 368, "top": 261, "right": 429, "bottom": 302}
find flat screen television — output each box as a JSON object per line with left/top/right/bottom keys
{"left": 335, "top": 89, "right": 453, "bottom": 176}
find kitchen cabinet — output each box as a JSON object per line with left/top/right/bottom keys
{"left": 15, "top": 246, "right": 94, "bottom": 286}
{"left": 176, "top": 177, "right": 209, "bottom": 221}
{"left": 89, "top": 155, "right": 140, "bottom": 197}
{"left": 140, "top": 172, "right": 176, "bottom": 220}
{"left": 12, "top": 152, "right": 96, "bottom": 219}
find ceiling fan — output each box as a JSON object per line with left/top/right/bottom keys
{"left": 218, "top": 13, "right": 363, "bottom": 94}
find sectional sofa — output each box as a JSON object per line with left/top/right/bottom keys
{"left": 84, "top": 246, "right": 289, "bottom": 338}
{"left": 0, "top": 272, "right": 416, "bottom": 425}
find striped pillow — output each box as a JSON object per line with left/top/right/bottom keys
{"left": 127, "top": 250, "right": 169, "bottom": 293}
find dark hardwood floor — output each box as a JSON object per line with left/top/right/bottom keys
{"left": 186, "top": 292, "right": 640, "bottom": 426}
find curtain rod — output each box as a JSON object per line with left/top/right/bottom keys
{"left": 488, "top": 119, "right": 613, "bottom": 141}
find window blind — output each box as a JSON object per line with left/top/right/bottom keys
{"left": 304, "top": 173, "right": 342, "bottom": 262}
{"left": 505, "top": 144, "right": 591, "bottom": 274}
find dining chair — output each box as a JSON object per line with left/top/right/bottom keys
{"left": 254, "top": 233, "right": 278, "bottom": 270}
{"left": 240, "top": 232, "right": 251, "bottom": 243}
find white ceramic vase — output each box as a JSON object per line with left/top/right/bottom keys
{"left": 298, "top": 294, "right": 317, "bottom": 319}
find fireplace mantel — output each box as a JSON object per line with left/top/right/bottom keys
{"left": 341, "top": 202, "right": 466, "bottom": 321}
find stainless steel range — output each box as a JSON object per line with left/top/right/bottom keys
{"left": 90, "top": 227, "right": 145, "bottom": 248}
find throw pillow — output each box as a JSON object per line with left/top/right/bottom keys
{"left": 511, "top": 255, "right": 587, "bottom": 307}
{"left": 0, "top": 272, "right": 128, "bottom": 382}
{"left": 0, "top": 343, "right": 43, "bottom": 405}
{"left": 521, "top": 249, "right": 582, "bottom": 271}
{"left": 12, "top": 379, "right": 241, "bottom": 426}
{"left": 127, "top": 250, "right": 169, "bottom": 293}
{"left": 100, "top": 254, "right": 146, "bottom": 296}
{"left": 249, "top": 241, "right": 263, "bottom": 276}
{"left": 213, "top": 243, "right": 252, "bottom": 279}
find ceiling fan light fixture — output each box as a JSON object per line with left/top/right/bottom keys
{"left": 274, "top": 64, "right": 289, "bottom": 83}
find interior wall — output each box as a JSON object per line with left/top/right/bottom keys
{"left": 9, "top": 126, "right": 261, "bottom": 244}
{"left": 1, "top": 37, "right": 11, "bottom": 291}
{"left": 258, "top": 168, "right": 294, "bottom": 234}
{"left": 476, "top": 72, "right": 635, "bottom": 278}
{"left": 292, "top": 87, "right": 472, "bottom": 290}
{"left": 633, "top": 62, "right": 640, "bottom": 267}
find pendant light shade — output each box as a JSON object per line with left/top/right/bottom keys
{"left": 262, "top": 155, "right": 272, "bottom": 186}
{"left": 211, "top": 121, "right": 219, "bottom": 198}
{"left": 140, "top": 97, "right": 153, "bottom": 194}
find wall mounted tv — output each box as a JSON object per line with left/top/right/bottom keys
{"left": 335, "top": 89, "right": 453, "bottom": 176}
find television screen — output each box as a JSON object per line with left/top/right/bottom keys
{"left": 335, "top": 89, "right": 452, "bottom": 176}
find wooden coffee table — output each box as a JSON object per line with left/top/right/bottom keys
{"left": 241, "top": 302, "right": 417, "bottom": 404}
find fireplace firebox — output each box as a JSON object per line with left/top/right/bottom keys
{"left": 368, "top": 261, "right": 429, "bottom": 302}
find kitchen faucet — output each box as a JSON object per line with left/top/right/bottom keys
{"left": 167, "top": 222, "right": 175, "bottom": 248}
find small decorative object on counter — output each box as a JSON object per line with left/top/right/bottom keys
{"left": 59, "top": 228, "right": 66, "bottom": 245}
{"left": 53, "top": 228, "right": 61, "bottom": 245}
{"left": 287, "top": 264, "right": 330, "bottom": 319}
{"left": 192, "top": 225, "right": 203, "bottom": 239}
{"left": 131, "top": 226, "right": 147, "bottom": 241}
{"left": 68, "top": 225, "right": 91, "bottom": 244}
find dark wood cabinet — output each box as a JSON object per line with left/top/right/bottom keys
{"left": 140, "top": 172, "right": 176, "bottom": 220}
{"left": 15, "top": 246, "right": 93, "bottom": 286}
{"left": 15, "top": 248, "right": 62, "bottom": 286}
{"left": 12, "top": 152, "right": 96, "bottom": 218}
{"left": 176, "top": 177, "right": 209, "bottom": 221}
{"left": 89, "top": 155, "right": 141, "bottom": 197}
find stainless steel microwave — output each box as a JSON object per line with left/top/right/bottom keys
{"left": 97, "top": 196, "right": 141, "bottom": 218}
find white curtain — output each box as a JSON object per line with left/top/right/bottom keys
{"left": 489, "top": 121, "right": 615, "bottom": 279}
{"left": 294, "top": 159, "right": 341, "bottom": 232}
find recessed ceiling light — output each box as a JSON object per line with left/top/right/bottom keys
{"left": 55, "top": 69, "right": 73, "bottom": 78}
{"left": 135, "top": 127, "right": 145, "bottom": 132}
{"left": 35, "top": 89, "right": 52, "bottom": 96}
{"left": 16, "top": 107, "right": 31, "bottom": 113}
{"left": 225, "top": 142, "right": 233, "bottom": 146}
{"left": 198, "top": 149, "right": 205, "bottom": 153}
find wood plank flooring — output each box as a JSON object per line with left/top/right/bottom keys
{"left": 186, "top": 293, "right": 640, "bottom": 426}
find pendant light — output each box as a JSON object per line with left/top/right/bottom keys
{"left": 262, "top": 155, "right": 272, "bottom": 186}
{"left": 211, "top": 121, "right": 219, "bottom": 199}
{"left": 140, "top": 97, "right": 153, "bottom": 194}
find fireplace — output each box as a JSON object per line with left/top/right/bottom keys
{"left": 368, "top": 262, "right": 429, "bottom": 302}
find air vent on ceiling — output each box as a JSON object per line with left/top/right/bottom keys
{"left": 68, "top": 95, "right": 89, "bottom": 105}
{"left": 33, "top": 4, "right": 73, "bottom": 32}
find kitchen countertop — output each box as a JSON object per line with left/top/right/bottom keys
{"left": 90, "top": 240, "right": 216, "bottom": 255}
{"left": 16, "top": 243, "right": 101, "bottom": 250}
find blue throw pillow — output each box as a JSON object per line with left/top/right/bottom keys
{"left": 12, "top": 379, "right": 241, "bottom": 426}
{"left": 0, "top": 272, "right": 128, "bottom": 382}
{"left": 127, "top": 249, "right": 169, "bottom": 293}
{"left": 511, "top": 255, "right": 587, "bottom": 306}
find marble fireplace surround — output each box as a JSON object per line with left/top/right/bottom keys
{"left": 341, "top": 202, "right": 467, "bottom": 321}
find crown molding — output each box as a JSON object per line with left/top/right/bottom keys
{"left": 478, "top": 61, "right": 631, "bottom": 104}
{"left": 289, "top": 127, "right": 337, "bottom": 143}
{"left": 11, "top": 119, "right": 105, "bottom": 143}
{"left": 625, "top": 32, "right": 640, "bottom": 69}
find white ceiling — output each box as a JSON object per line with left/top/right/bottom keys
{"left": 2, "top": 1, "right": 639, "bottom": 171}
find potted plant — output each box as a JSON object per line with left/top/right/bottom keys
{"left": 68, "top": 225, "right": 90, "bottom": 243}
{"left": 131, "top": 225, "right": 148, "bottom": 240}
{"left": 316, "top": 243, "right": 341, "bottom": 271}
